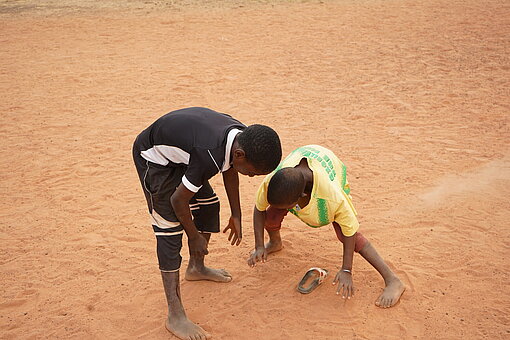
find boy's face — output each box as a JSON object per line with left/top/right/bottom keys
{"left": 232, "top": 156, "right": 265, "bottom": 177}
{"left": 269, "top": 192, "right": 307, "bottom": 210}
{"left": 231, "top": 149, "right": 267, "bottom": 177}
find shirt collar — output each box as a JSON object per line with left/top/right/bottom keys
{"left": 222, "top": 128, "right": 243, "bottom": 172}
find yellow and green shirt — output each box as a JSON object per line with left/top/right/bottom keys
{"left": 255, "top": 145, "right": 359, "bottom": 237}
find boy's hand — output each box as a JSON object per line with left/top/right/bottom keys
{"left": 223, "top": 216, "right": 242, "bottom": 246}
{"left": 333, "top": 270, "right": 354, "bottom": 299}
{"left": 247, "top": 246, "right": 267, "bottom": 267}
{"left": 188, "top": 233, "right": 209, "bottom": 257}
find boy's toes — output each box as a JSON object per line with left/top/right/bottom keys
{"left": 375, "top": 295, "right": 394, "bottom": 308}
{"left": 375, "top": 279, "right": 405, "bottom": 308}
{"left": 215, "top": 272, "right": 232, "bottom": 282}
{"left": 380, "top": 297, "right": 397, "bottom": 308}
{"left": 219, "top": 269, "right": 232, "bottom": 277}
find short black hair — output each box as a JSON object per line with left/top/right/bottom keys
{"left": 237, "top": 124, "right": 281, "bottom": 173}
{"left": 267, "top": 168, "right": 305, "bottom": 206}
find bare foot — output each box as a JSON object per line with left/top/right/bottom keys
{"left": 165, "top": 316, "right": 211, "bottom": 340}
{"left": 265, "top": 239, "right": 283, "bottom": 254}
{"left": 185, "top": 266, "right": 232, "bottom": 282}
{"left": 375, "top": 277, "right": 405, "bottom": 308}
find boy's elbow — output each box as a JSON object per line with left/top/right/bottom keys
{"left": 170, "top": 192, "right": 181, "bottom": 210}
{"left": 171, "top": 183, "right": 195, "bottom": 210}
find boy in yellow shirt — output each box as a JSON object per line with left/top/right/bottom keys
{"left": 248, "top": 145, "right": 405, "bottom": 308}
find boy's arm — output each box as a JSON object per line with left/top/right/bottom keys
{"left": 333, "top": 233, "right": 356, "bottom": 299}
{"left": 171, "top": 183, "right": 208, "bottom": 256}
{"left": 331, "top": 198, "right": 359, "bottom": 298}
{"left": 222, "top": 167, "right": 242, "bottom": 246}
{"left": 248, "top": 207, "right": 267, "bottom": 267}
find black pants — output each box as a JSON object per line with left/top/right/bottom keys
{"left": 133, "top": 143, "right": 220, "bottom": 271}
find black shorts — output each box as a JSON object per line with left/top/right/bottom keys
{"left": 133, "top": 144, "right": 220, "bottom": 272}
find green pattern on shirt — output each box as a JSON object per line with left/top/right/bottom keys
{"left": 341, "top": 164, "right": 350, "bottom": 195}
{"left": 289, "top": 199, "right": 330, "bottom": 228}
{"left": 316, "top": 198, "right": 329, "bottom": 226}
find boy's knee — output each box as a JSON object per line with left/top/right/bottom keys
{"left": 193, "top": 202, "right": 220, "bottom": 233}
{"left": 158, "top": 256, "right": 182, "bottom": 272}
{"left": 264, "top": 206, "right": 288, "bottom": 232}
{"left": 354, "top": 235, "right": 369, "bottom": 253}
{"left": 155, "top": 231, "right": 183, "bottom": 272}
{"left": 333, "top": 222, "right": 369, "bottom": 253}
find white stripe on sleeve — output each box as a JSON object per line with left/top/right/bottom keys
{"left": 182, "top": 175, "right": 202, "bottom": 193}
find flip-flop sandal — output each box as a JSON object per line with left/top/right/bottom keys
{"left": 297, "top": 267, "right": 328, "bottom": 294}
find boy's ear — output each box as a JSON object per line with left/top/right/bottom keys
{"left": 300, "top": 192, "right": 307, "bottom": 198}
{"left": 233, "top": 149, "right": 246, "bottom": 159}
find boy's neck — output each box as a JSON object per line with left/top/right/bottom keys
{"left": 296, "top": 158, "right": 313, "bottom": 195}
{"left": 230, "top": 137, "right": 239, "bottom": 163}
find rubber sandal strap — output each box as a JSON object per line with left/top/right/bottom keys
{"left": 297, "top": 267, "right": 328, "bottom": 294}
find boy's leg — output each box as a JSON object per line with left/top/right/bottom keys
{"left": 358, "top": 242, "right": 406, "bottom": 308}
{"left": 333, "top": 223, "right": 405, "bottom": 308}
{"left": 161, "top": 270, "right": 210, "bottom": 339}
{"left": 185, "top": 231, "right": 232, "bottom": 282}
{"left": 265, "top": 229, "right": 283, "bottom": 254}
{"left": 153, "top": 216, "right": 211, "bottom": 339}
{"left": 263, "top": 206, "right": 288, "bottom": 254}
{"left": 248, "top": 206, "right": 286, "bottom": 264}
{"left": 185, "top": 182, "right": 232, "bottom": 282}
{"left": 147, "top": 190, "right": 211, "bottom": 337}
{"left": 133, "top": 152, "right": 210, "bottom": 338}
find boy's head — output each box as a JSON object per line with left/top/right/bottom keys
{"left": 232, "top": 124, "right": 281, "bottom": 177}
{"left": 267, "top": 167, "right": 306, "bottom": 209}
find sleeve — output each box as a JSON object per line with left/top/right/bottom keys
{"left": 333, "top": 199, "right": 360, "bottom": 237}
{"left": 255, "top": 175, "right": 272, "bottom": 212}
{"left": 182, "top": 148, "right": 218, "bottom": 193}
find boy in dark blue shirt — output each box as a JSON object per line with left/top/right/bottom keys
{"left": 133, "top": 107, "right": 281, "bottom": 340}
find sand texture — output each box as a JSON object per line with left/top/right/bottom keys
{"left": 1, "top": 0, "right": 509, "bottom": 339}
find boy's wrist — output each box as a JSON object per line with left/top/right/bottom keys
{"left": 185, "top": 228, "right": 201, "bottom": 240}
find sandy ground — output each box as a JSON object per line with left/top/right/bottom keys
{"left": 1, "top": 0, "right": 509, "bottom": 339}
